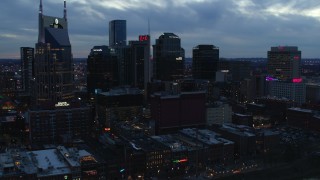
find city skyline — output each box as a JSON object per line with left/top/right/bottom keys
{"left": 2, "top": 0, "right": 320, "bottom": 58}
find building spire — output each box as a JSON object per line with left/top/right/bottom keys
{"left": 38, "top": 0, "right": 44, "bottom": 43}
{"left": 64, "top": 0, "right": 67, "bottom": 20}
{"left": 39, "top": 0, "right": 43, "bottom": 14}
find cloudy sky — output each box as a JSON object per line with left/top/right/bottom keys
{"left": 1, "top": 0, "right": 320, "bottom": 58}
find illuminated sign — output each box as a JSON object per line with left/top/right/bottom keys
{"left": 93, "top": 49, "right": 102, "bottom": 52}
{"left": 104, "top": 127, "right": 111, "bottom": 131}
{"left": 292, "top": 78, "right": 302, "bottom": 83}
{"left": 266, "top": 76, "right": 278, "bottom": 81}
{"left": 293, "top": 56, "right": 300, "bottom": 60}
{"left": 55, "top": 102, "right": 70, "bottom": 107}
{"left": 173, "top": 158, "right": 188, "bottom": 163}
{"left": 176, "top": 57, "right": 183, "bottom": 61}
{"left": 80, "top": 156, "right": 97, "bottom": 163}
{"left": 139, "top": 35, "right": 149, "bottom": 42}
{"left": 221, "top": 70, "right": 229, "bottom": 73}
{"left": 84, "top": 170, "right": 97, "bottom": 176}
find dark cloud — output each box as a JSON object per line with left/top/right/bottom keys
{"left": 1, "top": 0, "right": 320, "bottom": 58}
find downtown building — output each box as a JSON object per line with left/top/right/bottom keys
{"left": 109, "top": 20, "right": 127, "bottom": 47}
{"left": 153, "top": 33, "right": 185, "bottom": 81}
{"left": 266, "top": 46, "right": 305, "bottom": 105}
{"left": 87, "top": 35, "right": 150, "bottom": 94}
{"left": 28, "top": 0, "right": 91, "bottom": 145}
{"left": 192, "top": 45, "right": 219, "bottom": 81}
{"left": 20, "top": 47, "right": 34, "bottom": 94}
{"left": 267, "top": 46, "right": 301, "bottom": 81}
{"left": 0, "top": 146, "right": 105, "bottom": 179}
{"left": 150, "top": 91, "right": 206, "bottom": 134}
{"left": 87, "top": 45, "right": 118, "bottom": 98}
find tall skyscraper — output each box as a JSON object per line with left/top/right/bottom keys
{"left": 28, "top": 0, "right": 91, "bottom": 145}
{"left": 153, "top": 33, "right": 185, "bottom": 81}
{"left": 87, "top": 45, "right": 118, "bottom": 97}
{"left": 129, "top": 35, "right": 151, "bottom": 89}
{"left": 192, "top": 45, "right": 219, "bottom": 81}
{"left": 267, "top": 46, "right": 301, "bottom": 81}
{"left": 109, "top": 20, "right": 127, "bottom": 47}
{"left": 20, "top": 47, "right": 34, "bottom": 94}
{"left": 33, "top": 0, "right": 74, "bottom": 106}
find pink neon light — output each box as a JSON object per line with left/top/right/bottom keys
{"left": 179, "top": 159, "right": 188, "bottom": 162}
{"left": 292, "top": 78, "right": 302, "bottom": 83}
{"left": 294, "top": 56, "right": 300, "bottom": 60}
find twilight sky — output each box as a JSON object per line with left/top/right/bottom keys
{"left": 1, "top": 0, "right": 320, "bottom": 58}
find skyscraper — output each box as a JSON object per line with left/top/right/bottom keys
{"left": 129, "top": 35, "right": 151, "bottom": 89}
{"left": 87, "top": 45, "right": 118, "bottom": 97}
{"left": 153, "top": 33, "right": 185, "bottom": 81}
{"left": 267, "top": 46, "right": 301, "bottom": 81}
{"left": 28, "top": 0, "right": 91, "bottom": 144}
{"left": 33, "top": 0, "right": 74, "bottom": 106}
{"left": 20, "top": 47, "right": 34, "bottom": 94}
{"left": 266, "top": 46, "right": 305, "bottom": 105}
{"left": 109, "top": 20, "right": 127, "bottom": 47}
{"left": 192, "top": 45, "right": 219, "bottom": 81}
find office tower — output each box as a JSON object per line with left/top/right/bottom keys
{"left": 109, "top": 20, "right": 127, "bottom": 47}
{"left": 153, "top": 33, "right": 185, "bottom": 81}
{"left": 218, "top": 60, "right": 251, "bottom": 82}
{"left": 129, "top": 35, "right": 151, "bottom": 89}
{"left": 87, "top": 46, "right": 118, "bottom": 97}
{"left": 28, "top": 0, "right": 90, "bottom": 144}
{"left": 192, "top": 45, "right": 219, "bottom": 81}
{"left": 20, "top": 47, "right": 34, "bottom": 94}
{"left": 33, "top": 0, "right": 74, "bottom": 106}
{"left": 267, "top": 46, "right": 301, "bottom": 81}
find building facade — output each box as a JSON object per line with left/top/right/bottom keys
{"left": 33, "top": 0, "right": 74, "bottom": 106}
{"left": 268, "top": 81, "right": 306, "bottom": 105}
{"left": 267, "top": 46, "right": 301, "bottom": 81}
{"left": 150, "top": 91, "right": 206, "bottom": 134}
{"left": 109, "top": 20, "right": 127, "bottom": 47}
{"left": 192, "top": 45, "right": 219, "bottom": 81}
{"left": 20, "top": 47, "right": 34, "bottom": 94}
{"left": 87, "top": 45, "right": 118, "bottom": 97}
{"left": 129, "top": 35, "right": 151, "bottom": 90}
{"left": 153, "top": 33, "right": 185, "bottom": 81}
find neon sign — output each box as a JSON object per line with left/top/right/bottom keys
{"left": 176, "top": 57, "right": 183, "bottom": 61}
{"left": 266, "top": 76, "right": 278, "bottom": 81}
{"left": 173, "top": 158, "right": 188, "bottom": 163}
{"left": 139, "top": 35, "right": 149, "bottom": 42}
{"left": 293, "top": 56, "right": 300, "bottom": 60}
{"left": 292, "top": 78, "right": 302, "bottom": 83}
{"left": 93, "top": 49, "right": 102, "bottom": 52}
{"left": 55, "top": 102, "right": 70, "bottom": 107}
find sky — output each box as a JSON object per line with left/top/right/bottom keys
{"left": 1, "top": 0, "right": 320, "bottom": 58}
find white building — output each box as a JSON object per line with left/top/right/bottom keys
{"left": 268, "top": 81, "right": 306, "bottom": 105}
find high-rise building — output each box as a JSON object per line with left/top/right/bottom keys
{"left": 109, "top": 20, "right": 126, "bottom": 47}
{"left": 87, "top": 45, "right": 118, "bottom": 97}
{"left": 20, "top": 47, "right": 34, "bottom": 94}
{"left": 267, "top": 46, "right": 301, "bottom": 81}
{"left": 192, "top": 45, "right": 219, "bottom": 81}
{"left": 129, "top": 35, "right": 151, "bottom": 89}
{"left": 28, "top": 1, "right": 91, "bottom": 145}
{"left": 33, "top": 0, "right": 74, "bottom": 106}
{"left": 153, "top": 33, "right": 185, "bottom": 81}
